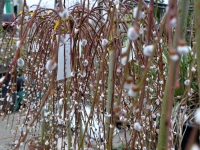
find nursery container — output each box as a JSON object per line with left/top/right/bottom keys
{"left": 181, "top": 124, "right": 200, "bottom": 150}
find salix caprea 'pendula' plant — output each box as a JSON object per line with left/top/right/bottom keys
{"left": 0, "top": 0, "right": 200, "bottom": 150}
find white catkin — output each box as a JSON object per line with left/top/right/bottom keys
{"left": 127, "top": 27, "right": 139, "bottom": 41}
{"left": 194, "top": 108, "right": 200, "bottom": 125}
{"left": 45, "top": 60, "right": 57, "bottom": 71}
{"left": 134, "top": 122, "right": 142, "bottom": 131}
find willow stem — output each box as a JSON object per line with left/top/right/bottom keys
{"left": 157, "top": 0, "right": 190, "bottom": 149}
{"left": 66, "top": 93, "right": 72, "bottom": 150}
{"left": 41, "top": 109, "right": 45, "bottom": 145}
{"left": 194, "top": 0, "right": 200, "bottom": 105}
{"left": 105, "top": 51, "right": 115, "bottom": 150}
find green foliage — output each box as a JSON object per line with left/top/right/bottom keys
{"left": 161, "top": 45, "right": 197, "bottom": 97}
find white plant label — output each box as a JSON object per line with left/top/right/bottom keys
{"left": 57, "top": 34, "right": 72, "bottom": 80}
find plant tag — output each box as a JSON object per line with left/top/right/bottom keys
{"left": 57, "top": 34, "right": 72, "bottom": 80}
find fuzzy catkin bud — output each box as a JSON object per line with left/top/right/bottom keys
{"left": 177, "top": 44, "right": 189, "bottom": 55}
{"left": 184, "top": 79, "right": 190, "bottom": 86}
{"left": 81, "top": 39, "right": 87, "bottom": 46}
{"left": 17, "top": 58, "right": 24, "bottom": 67}
{"left": 59, "top": 9, "right": 68, "bottom": 18}
{"left": 127, "top": 26, "right": 139, "bottom": 41}
{"left": 83, "top": 59, "right": 88, "bottom": 66}
{"left": 170, "top": 54, "right": 179, "bottom": 62}
{"left": 45, "top": 140, "right": 49, "bottom": 145}
{"left": 177, "top": 46, "right": 189, "bottom": 55}
{"left": 128, "top": 84, "right": 137, "bottom": 97}
{"left": 133, "top": 7, "right": 145, "bottom": 19}
{"left": 134, "top": 122, "right": 142, "bottom": 131}
{"left": 74, "top": 28, "right": 79, "bottom": 34}
{"left": 143, "top": 45, "right": 154, "bottom": 56}
{"left": 114, "top": 0, "right": 119, "bottom": 5}
{"left": 191, "top": 144, "right": 200, "bottom": 150}
{"left": 45, "top": 60, "right": 57, "bottom": 71}
{"left": 0, "top": 76, "right": 5, "bottom": 83}
{"left": 102, "top": 39, "right": 109, "bottom": 47}
{"left": 194, "top": 108, "right": 200, "bottom": 125}
{"left": 16, "top": 40, "right": 20, "bottom": 48}
{"left": 170, "top": 17, "right": 177, "bottom": 28}
{"left": 191, "top": 67, "right": 196, "bottom": 72}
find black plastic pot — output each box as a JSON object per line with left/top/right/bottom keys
{"left": 181, "top": 124, "right": 199, "bottom": 150}
{"left": 174, "top": 124, "right": 200, "bottom": 150}
{"left": 116, "top": 119, "right": 199, "bottom": 150}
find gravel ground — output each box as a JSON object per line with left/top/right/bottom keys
{"left": 0, "top": 113, "right": 131, "bottom": 150}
